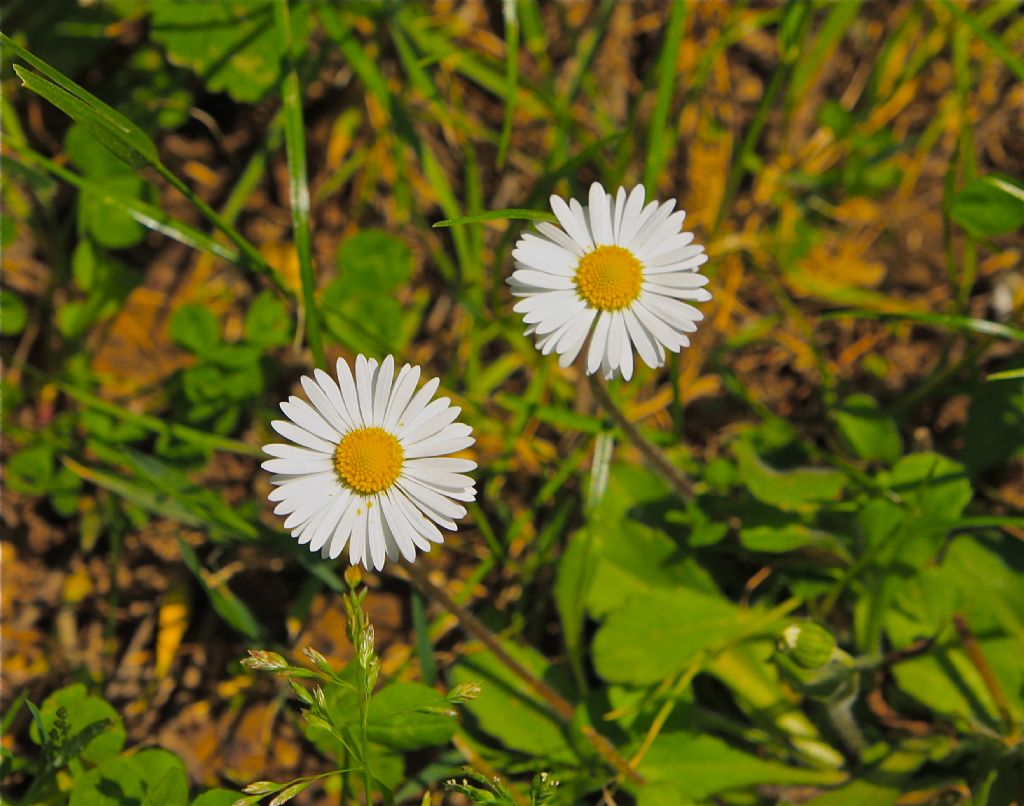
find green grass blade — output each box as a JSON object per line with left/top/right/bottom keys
{"left": 821, "top": 309, "right": 1024, "bottom": 341}
{"left": 433, "top": 209, "right": 557, "bottom": 228}
{"left": 8, "top": 143, "right": 240, "bottom": 264}
{"left": 642, "top": 0, "right": 687, "bottom": 192}
{"left": 987, "top": 367, "right": 1024, "bottom": 382}
{"left": 496, "top": 0, "right": 519, "bottom": 169}
{"left": 275, "top": 0, "right": 323, "bottom": 366}
{"left": 3, "top": 33, "right": 159, "bottom": 168}
{"left": 940, "top": 0, "right": 1024, "bottom": 81}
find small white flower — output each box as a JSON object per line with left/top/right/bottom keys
{"left": 262, "top": 355, "right": 476, "bottom": 571}
{"left": 509, "top": 182, "right": 711, "bottom": 380}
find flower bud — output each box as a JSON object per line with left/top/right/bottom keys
{"left": 242, "top": 649, "right": 288, "bottom": 672}
{"left": 780, "top": 622, "right": 836, "bottom": 669}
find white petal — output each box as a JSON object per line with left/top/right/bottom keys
{"left": 607, "top": 311, "right": 625, "bottom": 371}
{"left": 514, "top": 289, "right": 578, "bottom": 315}
{"left": 313, "top": 368, "right": 357, "bottom": 431}
{"left": 380, "top": 491, "right": 420, "bottom": 559}
{"left": 510, "top": 269, "right": 575, "bottom": 290}
{"left": 348, "top": 503, "right": 369, "bottom": 567}
{"left": 623, "top": 307, "right": 661, "bottom": 369}
{"left": 617, "top": 185, "right": 646, "bottom": 246}
{"left": 532, "top": 298, "right": 586, "bottom": 335}
{"left": 556, "top": 307, "right": 597, "bottom": 368}
{"left": 550, "top": 194, "right": 593, "bottom": 250}
{"left": 405, "top": 457, "right": 477, "bottom": 474}
{"left": 383, "top": 364, "right": 421, "bottom": 432}
{"left": 395, "top": 376, "right": 441, "bottom": 430}
{"left": 262, "top": 443, "right": 330, "bottom": 462}
{"left": 262, "top": 457, "right": 334, "bottom": 475}
{"left": 400, "top": 403, "right": 460, "bottom": 445}
{"left": 633, "top": 301, "right": 688, "bottom": 351}
{"left": 300, "top": 376, "right": 348, "bottom": 434}
{"left": 281, "top": 397, "right": 341, "bottom": 443}
{"left": 398, "top": 478, "right": 464, "bottom": 528}
{"left": 587, "top": 311, "right": 612, "bottom": 375}
{"left": 308, "top": 491, "right": 351, "bottom": 552}
{"left": 355, "top": 355, "right": 378, "bottom": 427}
{"left": 367, "top": 503, "right": 386, "bottom": 571}
{"left": 393, "top": 489, "right": 446, "bottom": 545}
{"left": 371, "top": 356, "right": 395, "bottom": 427}
{"left": 611, "top": 186, "right": 628, "bottom": 244}
{"left": 270, "top": 420, "right": 336, "bottom": 453}
{"left": 404, "top": 435, "right": 475, "bottom": 459}
{"left": 588, "top": 182, "right": 613, "bottom": 245}
{"left": 535, "top": 221, "right": 585, "bottom": 257}
{"left": 335, "top": 358, "right": 364, "bottom": 428}
{"left": 513, "top": 236, "right": 577, "bottom": 276}
{"left": 268, "top": 471, "right": 336, "bottom": 504}
{"left": 325, "top": 496, "right": 359, "bottom": 559}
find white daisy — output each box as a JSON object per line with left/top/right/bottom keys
{"left": 508, "top": 182, "right": 711, "bottom": 380}
{"left": 262, "top": 355, "right": 476, "bottom": 571}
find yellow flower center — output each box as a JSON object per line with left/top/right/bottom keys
{"left": 574, "top": 245, "right": 644, "bottom": 311}
{"left": 334, "top": 427, "right": 404, "bottom": 494}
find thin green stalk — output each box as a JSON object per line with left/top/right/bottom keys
{"left": 275, "top": 0, "right": 324, "bottom": 366}
{"left": 713, "top": 61, "right": 788, "bottom": 236}
{"left": 642, "top": 0, "right": 687, "bottom": 192}
{"left": 153, "top": 164, "right": 279, "bottom": 286}
{"left": 587, "top": 374, "right": 694, "bottom": 500}
{"left": 496, "top": 0, "right": 519, "bottom": 168}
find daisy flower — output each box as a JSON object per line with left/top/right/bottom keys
{"left": 262, "top": 355, "right": 476, "bottom": 571}
{"left": 509, "top": 182, "right": 711, "bottom": 380}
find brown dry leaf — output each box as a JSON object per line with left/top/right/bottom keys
{"left": 156, "top": 577, "right": 191, "bottom": 680}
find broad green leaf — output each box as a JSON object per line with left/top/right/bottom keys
{"left": 0, "top": 288, "right": 28, "bottom": 336}
{"left": 887, "top": 453, "right": 972, "bottom": 521}
{"left": 191, "top": 791, "right": 243, "bottom": 806}
{"left": 29, "top": 684, "right": 125, "bottom": 763}
{"left": 150, "top": 2, "right": 309, "bottom": 103}
{"left": 637, "top": 732, "right": 845, "bottom": 804}
{"left": 243, "top": 290, "right": 291, "bottom": 348}
{"left": 801, "top": 743, "right": 930, "bottom": 806}
{"left": 738, "top": 522, "right": 849, "bottom": 556}
{"left": 962, "top": 367, "right": 1024, "bottom": 474}
{"left": 335, "top": 230, "right": 413, "bottom": 294}
{"left": 170, "top": 304, "right": 221, "bottom": 355}
{"left": 70, "top": 756, "right": 145, "bottom": 806}
{"left": 134, "top": 748, "right": 188, "bottom": 794}
{"left": 366, "top": 682, "right": 456, "bottom": 750}
{"left": 555, "top": 528, "right": 597, "bottom": 680}
{"left": 734, "top": 441, "right": 846, "bottom": 511}
{"left": 834, "top": 393, "right": 902, "bottom": 463}
{"left": 948, "top": 174, "right": 1024, "bottom": 238}
{"left": 889, "top": 534, "right": 1024, "bottom": 730}
{"left": 449, "top": 642, "right": 575, "bottom": 761}
{"left": 142, "top": 766, "right": 189, "bottom": 806}
{"left": 593, "top": 588, "right": 782, "bottom": 685}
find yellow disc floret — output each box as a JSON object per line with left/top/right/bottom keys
{"left": 334, "top": 427, "right": 404, "bottom": 494}
{"left": 574, "top": 245, "right": 643, "bottom": 311}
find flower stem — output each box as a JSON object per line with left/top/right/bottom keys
{"left": 402, "top": 561, "right": 645, "bottom": 785}
{"left": 587, "top": 374, "right": 694, "bottom": 500}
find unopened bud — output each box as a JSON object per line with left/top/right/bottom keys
{"left": 447, "top": 681, "right": 482, "bottom": 703}
{"left": 302, "top": 646, "right": 333, "bottom": 673}
{"left": 781, "top": 622, "right": 837, "bottom": 669}
{"left": 242, "top": 649, "right": 288, "bottom": 672}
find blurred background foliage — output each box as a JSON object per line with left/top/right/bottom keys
{"left": 1, "top": 0, "right": 1023, "bottom": 804}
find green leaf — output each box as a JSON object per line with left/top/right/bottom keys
{"left": 449, "top": 642, "right": 575, "bottom": 761}
{"left": 738, "top": 522, "right": 848, "bottom": 556}
{"left": 638, "top": 732, "right": 845, "bottom": 804}
{"left": 887, "top": 453, "right": 972, "bottom": 521}
{"left": 366, "top": 682, "right": 456, "bottom": 751}
{"left": 134, "top": 749, "right": 188, "bottom": 795}
{"left": 170, "top": 304, "right": 221, "bottom": 355}
{"left": 1, "top": 288, "right": 28, "bottom": 336}
{"left": 30, "top": 684, "right": 125, "bottom": 764}
{"left": 335, "top": 230, "right": 413, "bottom": 294}
{"left": 433, "top": 208, "right": 558, "bottom": 227}
{"left": 948, "top": 174, "right": 1024, "bottom": 238}
{"left": 142, "top": 766, "right": 189, "bottom": 806}
{"left": 70, "top": 756, "right": 145, "bottom": 806}
{"left": 177, "top": 539, "right": 265, "bottom": 641}
{"left": 6, "top": 42, "right": 159, "bottom": 169}
{"left": 962, "top": 367, "right": 1024, "bottom": 474}
{"left": 150, "top": 2, "right": 309, "bottom": 103}
{"left": 6, "top": 444, "right": 55, "bottom": 496}
{"left": 834, "top": 393, "right": 902, "bottom": 463}
{"left": 593, "top": 588, "right": 782, "bottom": 685}
{"left": 190, "top": 790, "right": 243, "bottom": 806}
{"left": 243, "top": 291, "right": 291, "bottom": 348}
{"left": 734, "top": 440, "right": 846, "bottom": 511}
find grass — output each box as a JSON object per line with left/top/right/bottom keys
{"left": 2, "top": 2, "right": 1023, "bottom": 804}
